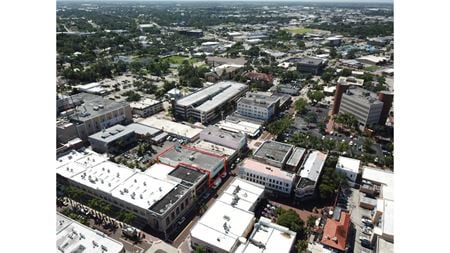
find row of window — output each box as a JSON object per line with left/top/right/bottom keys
{"left": 245, "top": 176, "right": 290, "bottom": 192}
{"left": 165, "top": 197, "right": 190, "bottom": 226}
{"left": 245, "top": 172, "right": 289, "bottom": 187}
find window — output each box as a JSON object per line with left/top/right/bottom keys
{"left": 166, "top": 217, "right": 170, "bottom": 225}
{"left": 176, "top": 207, "right": 180, "bottom": 215}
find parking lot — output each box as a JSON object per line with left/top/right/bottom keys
{"left": 346, "top": 187, "right": 376, "bottom": 253}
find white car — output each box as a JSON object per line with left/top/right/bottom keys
{"left": 362, "top": 227, "right": 372, "bottom": 235}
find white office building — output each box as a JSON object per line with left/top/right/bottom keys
{"left": 56, "top": 150, "right": 204, "bottom": 239}
{"left": 236, "top": 92, "right": 279, "bottom": 121}
{"left": 339, "top": 87, "right": 384, "bottom": 127}
{"left": 238, "top": 158, "right": 295, "bottom": 195}
{"left": 130, "top": 98, "right": 163, "bottom": 117}
{"left": 336, "top": 156, "right": 361, "bottom": 187}
{"left": 57, "top": 212, "right": 125, "bottom": 253}
{"left": 190, "top": 178, "right": 265, "bottom": 253}
{"left": 234, "top": 217, "right": 297, "bottom": 253}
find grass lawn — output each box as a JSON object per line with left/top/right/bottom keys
{"left": 284, "top": 27, "right": 314, "bottom": 35}
{"left": 162, "top": 55, "right": 199, "bottom": 65}
{"left": 364, "top": 65, "right": 380, "bottom": 72}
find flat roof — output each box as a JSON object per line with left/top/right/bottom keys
{"left": 111, "top": 172, "right": 177, "bottom": 211}
{"left": 294, "top": 57, "right": 324, "bottom": 66}
{"left": 218, "top": 120, "right": 261, "bottom": 137}
{"left": 169, "top": 165, "right": 207, "bottom": 186}
{"left": 126, "top": 123, "right": 161, "bottom": 136}
{"left": 194, "top": 140, "right": 236, "bottom": 157}
{"left": 338, "top": 76, "right": 364, "bottom": 86}
{"left": 144, "top": 163, "right": 176, "bottom": 180}
{"left": 69, "top": 93, "right": 130, "bottom": 122}
{"left": 237, "top": 96, "right": 278, "bottom": 109}
{"left": 253, "top": 141, "right": 294, "bottom": 165}
{"left": 219, "top": 178, "right": 265, "bottom": 212}
{"left": 206, "top": 56, "right": 247, "bottom": 65}
{"left": 70, "top": 161, "right": 135, "bottom": 193}
{"left": 380, "top": 199, "right": 394, "bottom": 236}
{"left": 158, "top": 145, "right": 225, "bottom": 175}
{"left": 190, "top": 200, "right": 255, "bottom": 252}
{"left": 179, "top": 81, "right": 247, "bottom": 113}
{"left": 377, "top": 237, "right": 394, "bottom": 253}
{"left": 89, "top": 124, "right": 134, "bottom": 143}
{"left": 286, "top": 147, "right": 306, "bottom": 167}
{"left": 138, "top": 116, "right": 203, "bottom": 139}
{"left": 57, "top": 213, "right": 124, "bottom": 253}
{"left": 336, "top": 156, "right": 361, "bottom": 174}
{"left": 56, "top": 151, "right": 109, "bottom": 178}
{"left": 130, "top": 98, "right": 162, "bottom": 109}
{"left": 201, "top": 125, "right": 246, "bottom": 144}
{"left": 362, "top": 166, "right": 393, "bottom": 185}
{"left": 342, "top": 86, "right": 383, "bottom": 105}
{"left": 235, "top": 217, "right": 296, "bottom": 253}
{"left": 241, "top": 158, "right": 295, "bottom": 181}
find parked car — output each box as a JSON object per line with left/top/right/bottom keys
{"left": 361, "top": 217, "right": 372, "bottom": 225}
{"left": 361, "top": 239, "right": 373, "bottom": 249}
{"left": 362, "top": 226, "right": 373, "bottom": 235}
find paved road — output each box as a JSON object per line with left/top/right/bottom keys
{"left": 171, "top": 173, "right": 237, "bottom": 248}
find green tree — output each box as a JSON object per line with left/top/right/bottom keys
{"left": 297, "top": 41, "right": 306, "bottom": 49}
{"left": 363, "top": 137, "right": 374, "bottom": 153}
{"left": 276, "top": 209, "right": 305, "bottom": 234}
{"left": 307, "top": 90, "right": 325, "bottom": 103}
{"left": 118, "top": 210, "right": 136, "bottom": 224}
{"left": 195, "top": 246, "right": 206, "bottom": 253}
{"left": 318, "top": 167, "right": 346, "bottom": 200}
{"left": 296, "top": 239, "right": 308, "bottom": 253}
{"left": 294, "top": 98, "right": 308, "bottom": 115}
{"left": 267, "top": 116, "right": 293, "bottom": 136}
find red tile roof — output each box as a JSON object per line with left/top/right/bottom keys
{"left": 243, "top": 72, "right": 274, "bottom": 83}
{"left": 320, "top": 211, "right": 351, "bottom": 252}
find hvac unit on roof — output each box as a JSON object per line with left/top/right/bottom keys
{"left": 143, "top": 181, "right": 146, "bottom": 186}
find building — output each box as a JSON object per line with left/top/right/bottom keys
{"left": 177, "top": 28, "right": 203, "bottom": 37}
{"left": 206, "top": 56, "right": 247, "bottom": 67}
{"left": 333, "top": 86, "right": 384, "bottom": 128}
{"left": 58, "top": 93, "right": 132, "bottom": 141}
{"left": 253, "top": 141, "right": 303, "bottom": 169}
{"left": 234, "top": 217, "right": 296, "bottom": 253}
{"left": 56, "top": 150, "right": 205, "bottom": 239}
{"left": 337, "top": 76, "right": 364, "bottom": 87}
{"left": 294, "top": 57, "right": 326, "bottom": 75}
{"left": 157, "top": 144, "right": 226, "bottom": 182}
{"left": 217, "top": 119, "right": 262, "bottom": 138}
{"left": 269, "top": 83, "right": 301, "bottom": 95}
{"left": 75, "top": 82, "right": 107, "bottom": 95}
{"left": 294, "top": 150, "right": 327, "bottom": 200}
{"left": 130, "top": 98, "right": 163, "bottom": 117}
{"left": 326, "top": 36, "right": 342, "bottom": 46}
{"left": 242, "top": 72, "right": 274, "bottom": 85}
{"left": 336, "top": 156, "right": 361, "bottom": 187}
{"left": 361, "top": 167, "right": 394, "bottom": 244}
{"left": 190, "top": 178, "right": 265, "bottom": 253}
{"left": 238, "top": 158, "right": 296, "bottom": 195}
{"left": 88, "top": 124, "right": 136, "bottom": 154}
{"left": 200, "top": 125, "right": 247, "bottom": 151}
{"left": 236, "top": 92, "right": 280, "bottom": 121}
{"left": 138, "top": 116, "right": 202, "bottom": 142}
{"left": 57, "top": 213, "right": 125, "bottom": 253}
{"left": 175, "top": 81, "right": 248, "bottom": 124}
{"left": 320, "top": 211, "right": 351, "bottom": 252}
{"left": 357, "top": 55, "right": 388, "bottom": 65}
{"left": 340, "top": 59, "right": 363, "bottom": 69}
{"left": 377, "top": 91, "right": 394, "bottom": 125}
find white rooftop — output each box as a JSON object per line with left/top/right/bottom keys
{"left": 111, "top": 172, "right": 177, "bottom": 210}
{"left": 57, "top": 213, "right": 124, "bottom": 253}
{"left": 362, "top": 167, "right": 394, "bottom": 200}
{"left": 70, "top": 161, "right": 135, "bottom": 193}
{"left": 144, "top": 163, "right": 176, "bottom": 180}
{"left": 336, "top": 156, "right": 361, "bottom": 174}
{"left": 130, "top": 98, "right": 161, "bottom": 109}
{"left": 219, "top": 178, "right": 265, "bottom": 212}
{"left": 234, "top": 217, "right": 296, "bottom": 253}
{"left": 177, "top": 81, "right": 247, "bottom": 113}
{"left": 218, "top": 120, "right": 262, "bottom": 137}
{"left": 191, "top": 200, "right": 255, "bottom": 252}
{"left": 138, "top": 116, "right": 203, "bottom": 139}
{"left": 301, "top": 151, "right": 328, "bottom": 182}
{"left": 194, "top": 140, "right": 236, "bottom": 157}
